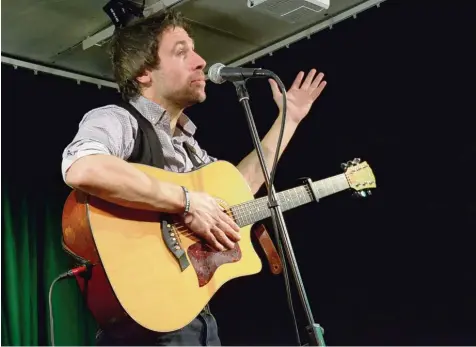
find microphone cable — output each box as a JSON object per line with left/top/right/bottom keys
{"left": 264, "top": 72, "right": 303, "bottom": 346}
{"left": 48, "top": 264, "right": 91, "bottom": 346}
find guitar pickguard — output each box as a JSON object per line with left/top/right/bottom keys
{"left": 161, "top": 216, "right": 190, "bottom": 271}
{"left": 187, "top": 242, "right": 242, "bottom": 287}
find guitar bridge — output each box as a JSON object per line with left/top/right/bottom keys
{"left": 161, "top": 216, "right": 190, "bottom": 271}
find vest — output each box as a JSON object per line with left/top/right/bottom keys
{"left": 117, "top": 101, "right": 202, "bottom": 170}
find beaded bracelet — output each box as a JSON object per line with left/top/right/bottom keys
{"left": 181, "top": 186, "right": 190, "bottom": 215}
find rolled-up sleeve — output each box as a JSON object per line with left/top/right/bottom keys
{"left": 61, "top": 105, "right": 137, "bottom": 182}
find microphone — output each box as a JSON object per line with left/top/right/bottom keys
{"left": 208, "top": 63, "right": 273, "bottom": 84}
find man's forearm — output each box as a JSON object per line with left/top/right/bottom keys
{"left": 65, "top": 154, "right": 186, "bottom": 213}
{"left": 237, "top": 113, "right": 299, "bottom": 194}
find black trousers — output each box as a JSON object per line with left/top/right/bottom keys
{"left": 96, "top": 309, "right": 221, "bottom": 346}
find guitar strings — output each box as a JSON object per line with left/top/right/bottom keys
{"left": 171, "top": 184, "right": 317, "bottom": 238}
{"left": 170, "top": 176, "right": 349, "bottom": 242}
{"left": 175, "top": 184, "right": 317, "bottom": 232}
{"left": 171, "top": 207, "right": 237, "bottom": 238}
{"left": 228, "top": 175, "right": 346, "bottom": 220}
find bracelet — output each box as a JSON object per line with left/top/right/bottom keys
{"left": 181, "top": 186, "right": 191, "bottom": 215}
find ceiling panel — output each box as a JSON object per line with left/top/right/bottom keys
{"left": 2, "top": 0, "right": 111, "bottom": 61}
{"left": 2, "top": 0, "right": 386, "bottom": 87}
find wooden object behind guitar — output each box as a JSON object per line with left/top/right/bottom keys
{"left": 62, "top": 159, "right": 375, "bottom": 333}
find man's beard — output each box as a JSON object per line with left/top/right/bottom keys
{"left": 171, "top": 87, "right": 206, "bottom": 108}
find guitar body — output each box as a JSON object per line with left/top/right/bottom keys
{"left": 62, "top": 161, "right": 262, "bottom": 333}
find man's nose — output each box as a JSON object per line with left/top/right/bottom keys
{"left": 192, "top": 51, "right": 206, "bottom": 70}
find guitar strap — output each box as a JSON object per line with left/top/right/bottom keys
{"left": 252, "top": 224, "right": 283, "bottom": 275}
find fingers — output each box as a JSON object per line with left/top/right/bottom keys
{"left": 310, "top": 80, "right": 327, "bottom": 101}
{"left": 301, "top": 69, "right": 317, "bottom": 90}
{"left": 207, "top": 211, "right": 241, "bottom": 250}
{"left": 268, "top": 79, "right": 280, "bottom": 97}
{"left": 291, "top": 71, "right": 305, "bottom": 90}
{"left": 186, "top": 217, "right": 225, "bottom": 251}
{"left": 201, "top": 229, "right": 226, "bottom": 252}
{"left": 194, "top": 221, "right": 238, "bottom": 252}
{"left": 219, "top": 210, "right": 241, "bottom": 234}
{"left": 211, "top": 226, "right": 236, "bottom": 250}
{"left": 310, "top": 71, "right": 325, "bottom": 90}
{"left": 185, "top": 209, "right": 241, "bottom": 251}
{"left": 293, "top": 69, "right": 325, "bottom": 92}
{"left": 218, "top": 213, "right": 241, "bottom": 242}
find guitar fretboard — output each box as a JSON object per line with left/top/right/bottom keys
{"left": 230, "top": 173, "right": 349, "bottom": 227}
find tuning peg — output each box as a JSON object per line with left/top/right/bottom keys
{"left": 366, "top": 189, "right": 372, "bottom": 196}
{"left": 341, "top": 162, "right": 349, "bottom": 170}
{"left": 352, "top": 191, "right": 369, "bottom": 198}
{"left": 352, "top": 158, "right": 361, "bottom": 165}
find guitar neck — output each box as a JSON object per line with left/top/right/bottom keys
{"left": 230, "top": 173, "right": 349, "bottom": 227}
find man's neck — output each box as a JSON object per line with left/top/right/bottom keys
{"left": 164, "top": 103, "right": 183, "bottom": 135}
{"left": 142, "top": 93, "right": 184, "bottom": 134}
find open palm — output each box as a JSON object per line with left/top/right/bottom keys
{"left": 269, "top": 69, "right": 327, "bottom": 124}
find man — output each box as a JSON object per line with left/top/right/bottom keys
{"left": 62, "top": 9, "right": 327, "bottom": 346}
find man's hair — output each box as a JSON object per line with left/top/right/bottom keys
{"left": 109, "top": 10, "right": 191, "bottom": 100}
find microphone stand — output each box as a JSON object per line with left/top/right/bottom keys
{"left": 232, "top": 80, "right": 326, "bottom": 346}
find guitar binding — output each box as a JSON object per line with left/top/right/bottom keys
{"left": 161, "top": 216, "right": 190, "bottom": 271}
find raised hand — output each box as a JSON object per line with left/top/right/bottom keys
{"left": 269, "top": 69, "right": 327, "bottom": 124}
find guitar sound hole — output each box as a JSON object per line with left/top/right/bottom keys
{"left": 187, "top": 242, "right": 241, "bottom": 287}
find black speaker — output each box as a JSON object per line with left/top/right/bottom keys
{"left": 103, "top": 0, "right": 144, "bottom": 28}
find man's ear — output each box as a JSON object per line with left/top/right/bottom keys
{"left": 136, "top": 70, "right": 152, "bottom": 84}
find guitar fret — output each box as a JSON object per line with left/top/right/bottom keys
{"left": 231, "top": 173, "right": 350, "bottom": 228}
{"left": 293, "top": 189, "right": 298, "bottom": 207}
{"left": 325, "top": 179, "right": 332, "bottom": 195}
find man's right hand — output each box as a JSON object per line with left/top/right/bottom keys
{"left": 183, "top": 191, "right": 241, "bottom": 251}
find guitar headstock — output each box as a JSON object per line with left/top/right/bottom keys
{"left": 342, "top": 158, "right": 376, "bottom": 197}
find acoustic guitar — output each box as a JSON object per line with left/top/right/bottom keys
{"left": 62, "top": 158, "right": 375, "bottom": 333}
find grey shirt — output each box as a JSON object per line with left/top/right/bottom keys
{"left": 61, "top": 95, "right": 217, "bottom": 181}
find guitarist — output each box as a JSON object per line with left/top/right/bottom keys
{"left": 61, "top": 9, "right": 327, "bottom": 346}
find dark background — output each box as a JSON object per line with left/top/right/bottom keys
{"left": 2, "top": 0, "right": 475, "bottom": 345}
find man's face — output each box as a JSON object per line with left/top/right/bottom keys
{"left": 149, "top": 26, "right": 207, "bottom": 107}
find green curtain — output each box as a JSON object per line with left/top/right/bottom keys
{"left": 1, "top": 184, "right": 97, "bottom": 346}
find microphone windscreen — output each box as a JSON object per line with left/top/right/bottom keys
{"left": 208, "top": 63, "right": 225, "bottom": 84}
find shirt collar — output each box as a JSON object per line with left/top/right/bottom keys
{"left": 129, "top": 95, "right": 197, "bottom": 137}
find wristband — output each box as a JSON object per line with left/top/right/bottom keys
{"left": 181, "top": 186, "right": 190, "bottom": 215}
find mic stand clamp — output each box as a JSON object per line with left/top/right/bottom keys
{"left": 232, "top": 80, "right": 326, "bottom": 346}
